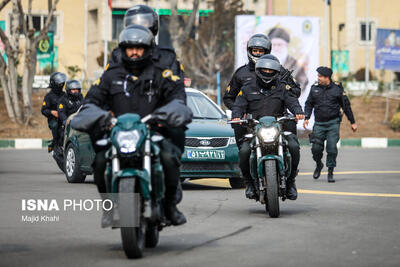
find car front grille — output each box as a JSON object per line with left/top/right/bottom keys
{"left": 181, "top": 162, "right": 232, "bottom": 171}
{"left": 185, "top": 137, "right": 229, "bottom": 148}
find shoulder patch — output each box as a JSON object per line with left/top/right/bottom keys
{"left": 180, "top": 63, "right": 184, "bottom": 72}
{"left": 93, "top": 78, "right": 100, "bottom": 86}
{"left": 104, "top": 64, "right": 109, "bottom": 71}
{"left": 58, "top": 103, "right": 63, "bottom": 110}
{"left": 293, "top": 77, "right": 297, "bottom": 83}
{"left": 343, "top": 91, "right": 347, "bottom": 96}
{"left": 285, "top": 84, "right": 291, "bottom": 91}
{"left": 162, "top": 69, "right": 180, "bottom": 82}
{"left": 226, "top": 85, "right": 231, "bottom": 92}
{"left": 238, "top": 90, "right": 243, "bottom": 96}
{"left": 42, "top": 101, "right": 46, "bottom": 106}
{"left": 131, "top": 76, "right": 138, "bottom": 81}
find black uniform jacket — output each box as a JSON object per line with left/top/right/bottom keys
{"left": 232, "top": 79, "right": 304, "bottom": 120}
{"left": 41, "top": 90, "right": 66, "bottom": 122}
{"left": 84, "top": 62, "right": 186, "bottom": 118}
{"left": 305, "top": 81, "right": 355, "bottom": 124}
{"left": 110, "top": 46, "right": 184, "bottom": 81}
{"left": 57, "top": 94, "right": 83, "bottom": 125}
{"left": 223, "top": 62, "right": 301, "bottom": 110}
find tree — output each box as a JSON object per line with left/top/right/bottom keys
{"left": 181, "top": 0, "right": 244, "bottom": 90}
{"left": 168, "top": 0, "right": 199, "bottom": 59}
{"left": 0, "top": 0, "right": 59, "bottom": 124}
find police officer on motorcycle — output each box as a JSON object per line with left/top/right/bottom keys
{"left": 57, "top": 80, "right": 83, "bottom": 126}
{"left": 232, "top": 55, "right": 305, "bottom": 200}
{"left": 85, "top": 25, "right": 187, "bottom": 226}
{"left": 41, "top": 72, "right": 67, "bottom": 151}
{"left": 223, "top": 33, "right": 301, "bottom": 148}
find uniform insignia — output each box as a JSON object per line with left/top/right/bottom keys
{"left": 285, "top": 84, "right": 291, "bottom": 90}
{"left": 93, "top": 78, "right": 100, "bottom": 86}
{"left": 238, "top": 90, "right": 243, "bottom": 96}
{"left": 180, "top": 63, "right": 184, "bottom": 71}
{"left": 343, "top": 91, "right": 347, "bottom": 96}
{"left": 293, "top": 78, "right": 297, "bottom": 83}
{"left": 42, "top": 101, "right": 46, "bottom": 106}
{"left": 226, "top": 85, "right": 231, "bottom": 92}
{"left": 131, "top": 76, "right": 138, "bottom": 81}
{"left": 104, "top": 64, "right": 109, "bottom": 71}
{"left": 162, "top": 69, "right": 180, "bottom": 82}
{"left": 271, "top": 86, "right": 276, "bottom": 89}
{"left": 59, "top": 103, "right": 63, "bottom": 109}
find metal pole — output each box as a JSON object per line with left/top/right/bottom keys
{"left": 103, "top": 0, "right": 108, "bottom": 69}
{"left": 365, "top": 0, "right": 370, "bottom": 90}
{"left": 329, "top": 1, "right": 333, "bottom": 69}
{"left": 83, "top": 0, "right": 88, "bottom": 80}
{"left": 288, "top": 0, "right": 291, "bottom": 16}
{"left": 324, "top": 0, "right": 329, "bottom": 66}
{"left": 155, "top": 0, "right": 159, "bottom": 44}
{"left": 217, "top": 71, "right": 221, "bottom": 106}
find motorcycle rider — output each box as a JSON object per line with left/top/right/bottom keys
{"left": 57, "top": 80, "right": 83, "bottom": 127}
{"left": 223, "top": 33, "right": 301, "bottom": 149}
{"left": 86, "top": 4, "right": 185, "bottom": 152}
{"left": 231, "top": 55, "right": 305, "bottom": 200}
{"left": 41, "top": 72, "right": 67, "bottom": 151}
{"left": 84, "top": 25, "right": 188, "bottom": 227}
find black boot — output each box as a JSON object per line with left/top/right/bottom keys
{"left": 244, "top": 178, "right": 256, "bottom": 199}
{"left": 286, "top": 177, "right": 298, "bottom": 200}
{"left": 313, "top": 161, "right": 324, "bottom": 179}
{"left": 165, "top": 202, "right": 186, "bottom": 226}
{"left": 327, "top": 167, "right": 335, "bottom": 183}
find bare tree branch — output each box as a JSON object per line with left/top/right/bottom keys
{"left": 16, "top": 0, "right": 27, "bottom": 36}
{"left": 178, "top": 0, "right": 199, "bottom": 44}
{"left": 34, "top": 0, "right": 59, "bottom": 44}
{"left": 0, "top": 0, "right": 10, "bottom": 12}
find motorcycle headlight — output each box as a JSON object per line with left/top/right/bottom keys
{"left": 228, "top": 137, "right": 236, "bottom": 145}
{"left": 116, "top": 130, "right": 140, "bottom": 153}
{"left": 258, "top": 127, "right": 279, "bottom": 143}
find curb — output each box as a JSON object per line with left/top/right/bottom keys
{"left": 0, "top": 138, "right": 400, "bottom": 149}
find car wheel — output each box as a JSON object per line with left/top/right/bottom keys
{"left": 64, "top": 143, "right": 86, "bottom": 183}
{"left": 229, "top": 177, "right": 245, "bottom": 189}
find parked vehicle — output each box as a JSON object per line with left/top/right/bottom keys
{"left": 62, "top": 88, "right": 242, "bottom": 188}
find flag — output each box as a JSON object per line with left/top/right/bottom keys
{"left": 108, "top": 0, "right": 112, "bottom": 10}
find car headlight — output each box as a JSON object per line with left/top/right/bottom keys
{"left": 228, "top": 137, "right": 236, "bottom": 145}
{"left": 116, "top": 130, "right": 140, "bottom": 153}
{"left": 258, "top": 127, "right": 279, "bottom": 143}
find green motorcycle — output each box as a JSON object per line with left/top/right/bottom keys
{"left": 229, "top": 115, "right": 295, "bottom": 218}
{"left": 97, "top": 113, "right": 172, "bottom": 259}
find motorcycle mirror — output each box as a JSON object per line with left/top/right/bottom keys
{"left": 96, "top": 139, "right": 109, "bottom": 146}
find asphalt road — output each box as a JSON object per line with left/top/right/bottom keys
{"left": 0, "top": 148, "right": 399, "bottom": 267}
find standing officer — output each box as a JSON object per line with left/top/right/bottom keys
{"left": 232, "top": 55, "right": 305, "bottom": 200}
{"left": 223, "top": 33, "right": 301, "bottom": 149}
{"left": 41, "top": 72, "right": 67, "bottom": 151}
{"left": 57, "top": 80, "right": 83, "bottom": 126}
{"left": 303, "top": 67, "right": 357, "bottom": 183}
{"left": 85, "top": 25, "right": 188, "bottom": 226}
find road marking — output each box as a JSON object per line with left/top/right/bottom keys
{"left": 299, "top": 189, "right": 400, "bottom": 198}
{"left": 298, "top": 170, "right": 400, "bottom": 176}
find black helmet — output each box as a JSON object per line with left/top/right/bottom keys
{"left": 247, "top": 34, "right": 272, "bottom": 65}
{"left": 255, "top": 54, "right": 281, "bottom": 84}
{"left": 119, "top": 24, "right": 155, "bottom": 69}
{"left": 66, "top": 80, "right": 82, "bottom": 99}
{"left": 49, "top": 72, "right": 67, "bottom": 93}
{"left": 123, "top": 5, "right": 159, "bottom": 36}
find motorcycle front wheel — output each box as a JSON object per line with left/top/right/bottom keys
{"left": 119, "top": 178, "right": 145, "bottom": 259}
{"left": 264, "top": 160, "right": 280, "bottom": 218}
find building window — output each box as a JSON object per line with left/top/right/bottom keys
{"left": 359, "top": 21, "right": 375, "bottom": 44}
{"left": 112, "top": 9, "right": 125, "bottom": 40}
{"left": 9, "top": 14, "right": 59, "bottom": 38}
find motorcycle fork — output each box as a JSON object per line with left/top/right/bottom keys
{"left": 255, "top": 137, "right": 265, "bottom": 203}
{"left": 143, "top": 127, "right": 152, "bottom": 218}
{"left": 278, "top": 135, "right": 287, "bottom": 200}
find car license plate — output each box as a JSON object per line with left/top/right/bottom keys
{"left": 187, "top": 150, "right": 225, "bottom": 160}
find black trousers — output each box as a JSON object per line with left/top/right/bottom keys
{"left": 239, "top": 133, "right": 300, "bottom": 181}
{"left": 232, "top": 124, "right": 247, "bottom": 149}
{"left": 93, "top": 126, "right": 186, "bottom": 204}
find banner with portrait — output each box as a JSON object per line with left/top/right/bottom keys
{"left": 235, "top": 15, "right": 320, "bottom": 129}
{"left": 375, "top": 28, "right": 400, "bottom": 71}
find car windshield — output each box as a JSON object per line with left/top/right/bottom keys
{"left": 186, "top": 92, "right": 225, "bottom": 120}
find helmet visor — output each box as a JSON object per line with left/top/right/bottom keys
{"left": 124, "top": 13, "right": 154, "bottom": 29}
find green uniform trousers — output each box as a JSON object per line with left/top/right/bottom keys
{"left": 311, "top": 117, "right": 340, "bottom": 168}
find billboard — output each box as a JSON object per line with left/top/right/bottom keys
{"left": 331, "top": 50, "right": 349, "bottom": 75}
{"left": 375, "top": 28, "right": 400, "bottom": 71}
{"left": 235, "top": 15, "right": 320, "bottom": 128}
